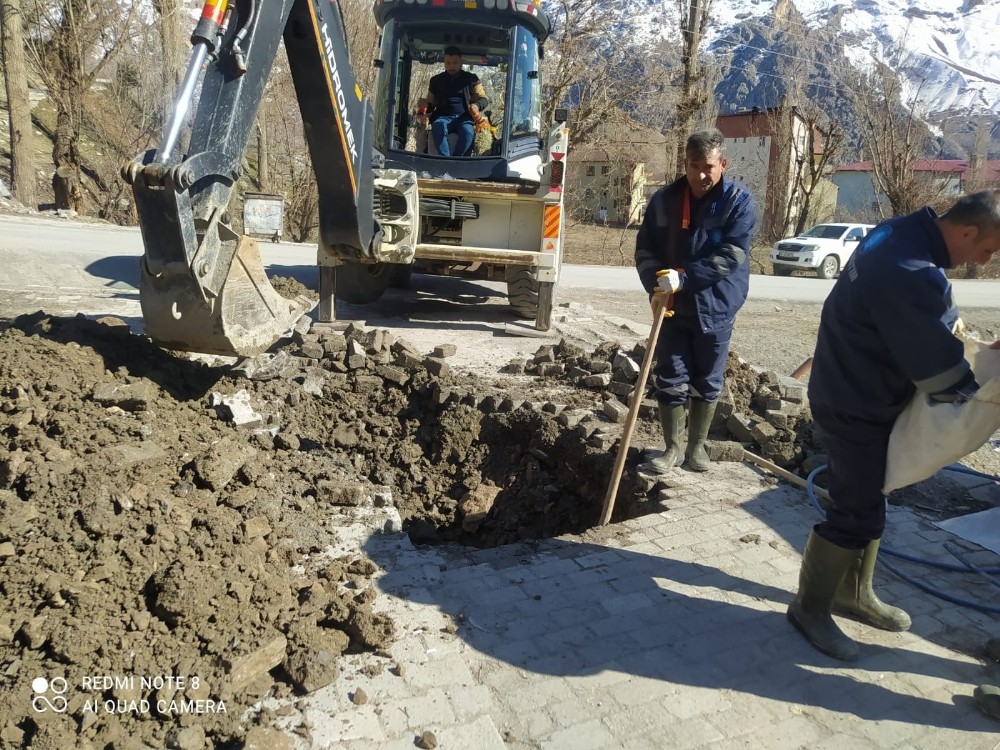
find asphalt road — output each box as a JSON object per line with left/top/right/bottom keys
{"left": 2, "top": 213, "right": 1000, "bottom": 316}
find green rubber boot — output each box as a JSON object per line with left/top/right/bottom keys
{"left": 833, "top": 539, "right": 911, "bottom": 631}
{"left": 646, "top": 403, "right": 687, "bottom": 473}
{"left": 787, "top": 531, "right": 861, "bottom": 661}
{"left": 685, "top": 398, "right": 717, "bottom": 472}
{"left": 974, "top": 685, "right": 1000, "bottom": 721}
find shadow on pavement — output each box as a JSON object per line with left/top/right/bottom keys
{"left": 85, "top": 255, "right": 141, "bottom": 288}
{"left": 366, "top": 483, "right": 995, "bottom": 733}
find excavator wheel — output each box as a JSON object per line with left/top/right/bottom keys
{"left": 334, "top": 261, "right": 407, "bottom": 304}
{"left": 505, "top": 265, "right": 537, "bottom": 319}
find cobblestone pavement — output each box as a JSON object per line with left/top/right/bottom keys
{"left": 261, "top": 462, "right": 1000, "bottom": 749}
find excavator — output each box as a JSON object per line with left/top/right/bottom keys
{"left": 122, "top": 0, "right": 569, "bottom": 356}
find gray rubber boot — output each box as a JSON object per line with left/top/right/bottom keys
{"left": 646, "top": 403, "right": 687, "bottom": 473}
{"left": 685, "top": 399, "right": 717, "bottom": 472}
{"left": 787, "top": 531, "right": 861, "bottom": 661}
{"left": 974, "top": 685, "right": 1000, "bottom": 721}
{"left": 833, "top": 539, "right": 911, "bottom": 631}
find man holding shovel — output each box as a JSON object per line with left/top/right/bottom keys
{"left": 635, "top": 128, "right": 757, "bottom": 472}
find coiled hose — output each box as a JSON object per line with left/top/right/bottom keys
{"left": 805, "top": 464, "right": 1000, "bottom": 614}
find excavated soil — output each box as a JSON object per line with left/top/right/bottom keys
{"left": 0, "top": 304, "right": 994, "bottom": 748}
{"left": 0, "top": 311, "right": 660, "bottom": 749}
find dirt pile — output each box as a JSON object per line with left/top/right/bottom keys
{"left": 0, "top": 312, "right": 659, "bottom": 748}
{"left": 1, "top": 306, "right": 990, "bottom": 748}
{"left": 505, "top": 339, "right": 822, "bottom": 472}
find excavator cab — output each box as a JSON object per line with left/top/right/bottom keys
{"left": 371, "top": 1, "right": 549, "bottom": 183}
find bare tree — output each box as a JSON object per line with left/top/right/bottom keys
{"left": 24, "top": 0, "right": 137, "bottom": 212}
{"left": 790, "top": 110, "right": 843, "bottom": 234}
{"left": 151, "top": 0, "right": 185, "bottom": 116}
{"left": 673, "top": 0, "right": 714, "bottom": 176}
{"left": 845, "top": 51, "right": 945, "bottom": 218}
{"left": 544, "top": 1, "right": 671, "bottom": 149}
{"left": 1, "top": 0, "right": 37, "bottom": 207}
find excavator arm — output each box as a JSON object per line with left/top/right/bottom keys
{"left": 123, "top": 0, "right": 381, "bottom": 356}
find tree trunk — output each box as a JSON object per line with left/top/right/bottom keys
{"left": 154, "top": 0, "right": 185, "bottom": 114}
{"left": 1, "top": 0, "right": 37, "bottom": 208}
{"left": 674, "top": 0, "right": 712, "bottom": 177}
{"left": 51, "top": 107, "right": 83, "bottom": 212}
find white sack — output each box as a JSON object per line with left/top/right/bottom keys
{"left": 883, "top": 338, "right": 1000, "bottom": 494}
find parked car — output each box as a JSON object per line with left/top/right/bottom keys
{"left": 769, "top": 223, "right": 875, "bottom": 279}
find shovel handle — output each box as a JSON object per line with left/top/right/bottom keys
{"left": 599, "top": 293, "right": 672, "bottom": 525}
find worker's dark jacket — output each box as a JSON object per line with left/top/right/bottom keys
{"left": 635, "top": 176, "right": 756, "bottom": 331}
{"left": 428, "top": 70, "right": 487, "bottom": 120}
{"left": 808, "top": 207, "right": 976, "bottom": 423}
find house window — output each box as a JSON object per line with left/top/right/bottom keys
{"left": 619, "top": 177, "right": 628, "bottom": 187}
{"left": 585, "top": 166, "right": 595, "bottom": 176}
{"left": 601, "top": 166, "right": 610, "bottom": 175}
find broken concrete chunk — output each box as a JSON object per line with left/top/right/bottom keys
{"left": 602, "top": 399, "right": 629, "bottom": 423}
{"left": 376, "top": 364, "right": 410, "bottom": 387}
{"left": 432, "top": 343, "right": 457, "bottom": 358}
{"left": 193, "top": 438, "right": 258, "bottom": 491}
{"left": 211, "top": 389, "right": 264, "bottom": 427}
{"left": 727, "top": 412, "right": 755, "bottom": 443}
{"left": 583, "top": 373, "right": 613, "bottom": 388}
{"left": 533, "top": 345, "right": 557, "bottom": 364}
{"left": 344, "top": 321, "right": 367, "bottom": 339}
{"left": 233, "top": 351, "right": 298, "bottom": 380}
{"left": 423, "top": 357, "right": 451, "bottom": 377}
{"left": 613, "top": 353, "right": 639, "bottom": 381}
{"left": 300, "top": 342, "right": 324, "bottom": 360}
{"left": 226, "top": 632, "right": 287, "bottom": 694}
{"left": 751, "top": 420, "right": 779, "bottom": 444}
{"left": 706, "top": 440, "right": 745, "bottom": 462}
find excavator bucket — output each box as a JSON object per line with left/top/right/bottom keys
{"left": 139, "top": 235, "right": 314, "bottom": 357}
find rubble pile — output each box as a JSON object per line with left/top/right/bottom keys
{"left": 0, "top": 312, "right": 653, "bottom": 749}
{"left": 505, "top": 338, "right": 823, "bottom": 473}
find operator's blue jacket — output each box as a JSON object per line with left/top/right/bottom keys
{"left": 808, "top": 207, "right": 976, "bottom": 423}
{"left": 635, "top": 175, "right": 756, "bottom": 331}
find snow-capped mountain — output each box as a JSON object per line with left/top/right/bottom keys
{"left": 695, "top": 0, "right": 999, "bottom": 157}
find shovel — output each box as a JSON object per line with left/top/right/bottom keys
{"left": 599, "top": 288, "right": 674, "bottom": 525}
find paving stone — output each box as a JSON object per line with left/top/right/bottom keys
{"left": 276, "top": 458, "right": 1000, "bottom": 750}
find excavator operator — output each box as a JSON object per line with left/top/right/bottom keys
{"left": 416, "top": 46, "right": 489, "bottom": 157}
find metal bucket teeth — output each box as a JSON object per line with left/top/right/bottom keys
{"left": 140, "top": 236, "right": 314, "bottom": 357}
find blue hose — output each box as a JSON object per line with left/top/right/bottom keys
{"left": 804, "top": 464, "right": 1000, "bottom": 613}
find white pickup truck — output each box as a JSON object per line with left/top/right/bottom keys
{"left": 769, "top": 223, "right": 875, "bottom": 279}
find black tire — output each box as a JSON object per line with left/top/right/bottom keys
{"left": 387, "top": 263, "right": 412, "bottom": 289}
{"left": 334, "top": 261, "right": 399, "bottom": 304}
{"left": 817, "top": 255, "right": 840, "bottom": 280}
{"left": 505, "top": 265, "right": 538, "bottom": 319}
{"left": 773, "top": 265, "right": 794, "bottom": 277}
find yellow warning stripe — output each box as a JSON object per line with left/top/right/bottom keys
{"left": 543, "top": 205, "right": 561, "bottom": 239}
{"left": 306, "top": 2, "right": 357, "bottom": 194}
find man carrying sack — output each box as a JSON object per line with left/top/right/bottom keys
{"left": 788, "top": 190, "right": 1000, "bottom": 720}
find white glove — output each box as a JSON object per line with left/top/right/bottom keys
{"left": 656, "top": 269, "right": 682, "bottom": 294}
